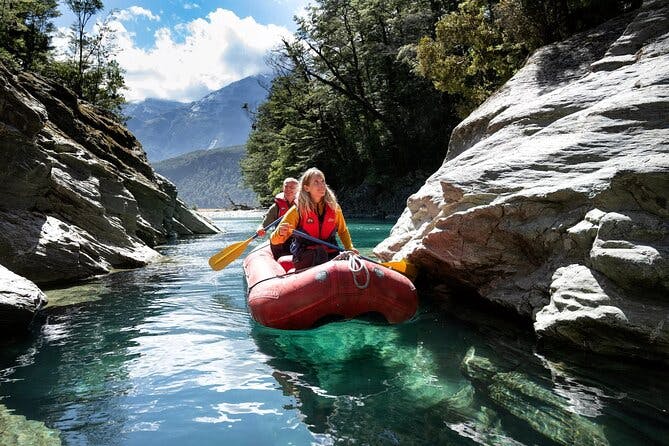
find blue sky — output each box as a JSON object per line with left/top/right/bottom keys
{"left": 54, "top": 1, "right": 310, "bottom": 102}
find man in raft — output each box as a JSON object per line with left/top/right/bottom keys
{"left": 257, "top": 177, "right": 298, "bottom": 258}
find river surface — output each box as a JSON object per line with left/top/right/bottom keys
{"left": 0, "top": 211, "right": 667, "bottom": 445}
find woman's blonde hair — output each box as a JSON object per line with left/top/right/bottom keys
{"left": 297, "top": 167, "right": 339, "bottom": 216}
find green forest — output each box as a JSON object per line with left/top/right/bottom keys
{"left": 240, "top": 0, "right": 640, "bottom": 207}
{"left": 1, "top": 0, "right": 641, "bottom": 209}
{"left": 153, "top": 146, "right": 259, "bottom": 210}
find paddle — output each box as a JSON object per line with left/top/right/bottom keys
{"left": 291, "top": 229, "right": 418, "bottom": 280}
{"left": 208, "top": 216, "right": 283, "bottom": 271}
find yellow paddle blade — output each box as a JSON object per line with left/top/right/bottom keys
{"left": 380, "top": 259, "right": 418, "bottom": 281}
{"left": 208, "top": 237, "right": 254, "bottom": 271}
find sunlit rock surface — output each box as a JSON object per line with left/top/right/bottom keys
{"left": 0, "top": 264, "right": 47, "bottom": 332}
{"left": 376, "top": 0, "right": 669, "bottom": 361}
{"left": 0, "top": 62, "right": 218, "bottom": 285}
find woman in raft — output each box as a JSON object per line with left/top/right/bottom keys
{"left": 270, "top": 167, "right": 358, "bottom": 270}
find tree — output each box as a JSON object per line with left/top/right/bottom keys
{"left": 0, "top": 0, "right": 60, "bottom": 70}
{"left": 48, "top": 1, "right": 127, "bottom": 119}
{"left": 242, "top": 66, "right": 326, "bottom": 203}
{"left": 416, "top": 0, "right": 530, "bottom": 117}
{"left": 503, "top": 0, "right": 642, "bottom": 44}
{"left": 65, "top": 0, "right": 104, "bottom": 97}
{"left": 22, "top": 0, "right": 59, "bottom": 69}
{"left": 417, "top": 0, "right": 642, "bottom": 116}
{"left": 1, "top": 0, "right": 128, "bottom": 119}
{"left": 243, "top": 0, "right": 459, "bottom": 204}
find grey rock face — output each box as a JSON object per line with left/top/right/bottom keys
{"left": 0, "top": 63, "right": 218, "bottom": 285}
{"left": 376, "top": 1, "right": 669, "bottom": 361}
{"left": 535, "top": 264, "right": 669, "bottom": 362}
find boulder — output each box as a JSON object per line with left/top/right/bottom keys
{"left": 534, "top": 264, "right": 669, "bottom": 361}
{"left": 0, "top": 264, "right": 47, "bottom": 333}
{"left": 376, "top": 1, "right": 669, "bottom": 361}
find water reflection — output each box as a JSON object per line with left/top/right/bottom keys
{"left": 252, "top": 318, "right": 478, "bottom": 444}
{"left": 252, "top": 303, "right": 669, "bottom": 446}
{"left": 35, "top": 270, "right": 165, "bottom": 444}
{"left": 535, "top": 353, "right": 611, "bottom": 418}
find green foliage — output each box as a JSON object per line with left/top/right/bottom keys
{"left": 416, "top": 0, "right": 531, "bottom": 116}
{"left": 38, "top": 58, "right": 76, "bottom": 83}
{"left": 503, "top": 0, "right": 642, "bottom": 44}
{"left": 51, "top": 1, "right": 127, "bottom": 120}
{"left": 38, "top": 57, "right": 124, "bottom": 117}
{"left": 242, "top": 72, "right": 318, "bottom": 204}
{"left": 0, "top": 0, "right": 60, "bottom": 70}
{"left": 244, "top": 0, "right": 640, "bottom": 206}
{"left": 64, "top": 0, "right": 104, "bottom": 96}
{"left": 0, "top": 0, "right": 126, "bottom": 120}
{"left": 416, "top": 0, "right": 642, "bottom": 116}
{"left": 243, "top": 0, "right": 458, "bottom": 204}
{"left": 81, "top": 58, "right": 126, "bottom": 116}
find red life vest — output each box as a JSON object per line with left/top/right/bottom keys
{"left": 273, "top": 193, "right": 292, "bottom": 218}
{"left": 296, "top": 204, "right": 338, "bottom": 252}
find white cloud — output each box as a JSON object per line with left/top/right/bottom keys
{"left": 50, "top": 28, "right": 70, "bottom": 59}
{"left": 183, "top": 3, "right": 200, "bottom": 10}
{"left": 114, "top": 6, "right": 160, "bottom": 22}
{"left": 281, "top": 0, "right": 312, "bottom": 21}
{"left": 111, "top": 8, "right": 292, "bottom": 102}
{"left": 50, "top": 6, "right": 296, "bottom": 103}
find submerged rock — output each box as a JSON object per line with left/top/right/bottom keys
{"left": 0, "top": 404, "right": 60, "bottom": 445}
{"left": 376, "top": 0, "right": 669, "bottom": 361}
{"left": 255, "top": 323, "right": 532, "bottom": 445}
{"left": 461, "top": 348, "right": 609, "bottom": 446}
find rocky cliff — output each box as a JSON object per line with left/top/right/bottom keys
{"left": 0, "top": 63, "right": 218, "bottom": 295}
{"left": 376, "top": 0, "right": 668, "bottom": 362}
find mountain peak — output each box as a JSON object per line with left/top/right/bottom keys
{"left": 124, "top": 73, "right": 272, "bottom": 162}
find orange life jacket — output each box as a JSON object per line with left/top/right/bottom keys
{"left": 293, "top": 204, "right": 338, "bottom": 253}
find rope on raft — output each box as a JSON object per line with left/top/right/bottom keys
{"left": 333, "top": 251, "right": 370, "bottom": 289}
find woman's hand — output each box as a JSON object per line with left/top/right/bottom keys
{"left": 278, "top": 222, "right": 293, "bottom": 237}
{"left": 350, "top": 247, "right": 359, "bottom": 254}
{"left": 256, "top": 228, "right": 266, "bottom": 237}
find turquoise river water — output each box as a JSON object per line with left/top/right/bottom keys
{"left": 0, "top": 211, "right": 667, "bottom": 445}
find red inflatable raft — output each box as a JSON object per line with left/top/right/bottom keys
{"left": 243, "top": 245, "right": 418, "bottom": 330}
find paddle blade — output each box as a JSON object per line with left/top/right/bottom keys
{"left": 381, "top": 259, "right": 418, "bottom": 281}
{"left": 208, "top": 237, "right": 253, "bottom": 271}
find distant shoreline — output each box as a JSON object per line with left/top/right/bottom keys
{"left": 197, "top": 208, "right": 265, "bottom": 218}
{"left": 197, "top": 207, "right": 263, "bottom": 211}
